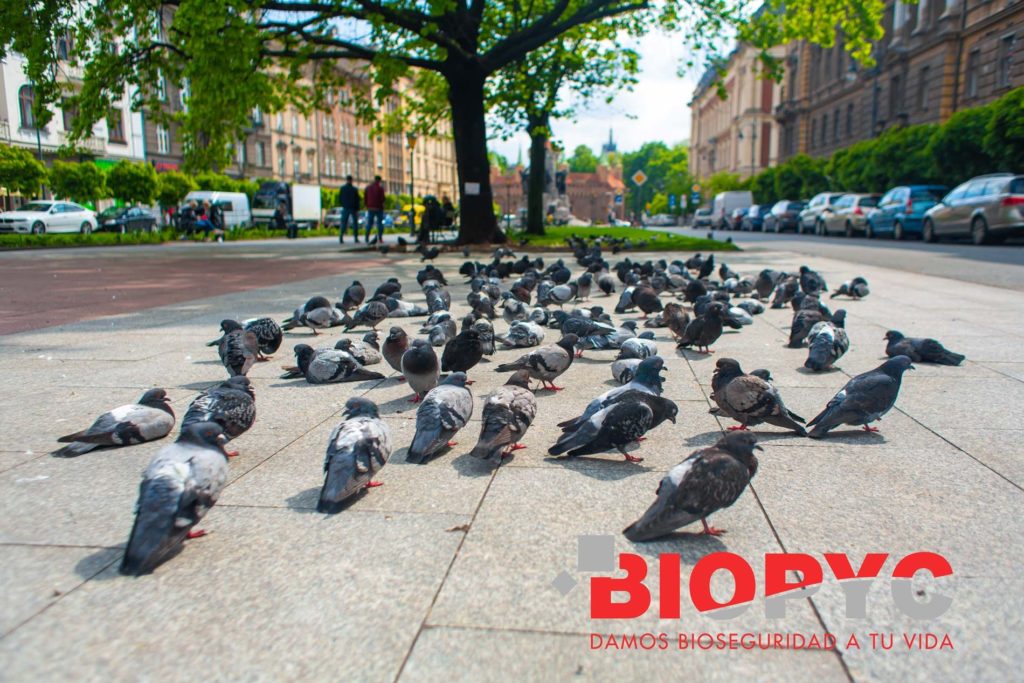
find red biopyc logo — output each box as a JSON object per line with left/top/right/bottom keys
{"left": 554, "top": 536, "right": 956, "bottom": 652}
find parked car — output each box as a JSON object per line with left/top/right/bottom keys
{"left": 923, "top": 174, "right": 1024, "bottom": 244}
{"left": 0, "top": 200, "right": 98, "bottom": 235}
{"left": 97, "top": 206, "right": 158, "bottom": 233}
{"left": 691, "top": 208, "right": 712, "bottom": 228}
{"left": 711, "top": 191, "right": 753, "bottom": 230}
{"left": 867, "top": 185, "right": 948, "bottom": 240}
{"left": 819, "top": 194, "right": 881, "bottom": 236}
{"left": 323, "top": 206, "right": 343, "bottom": 229}
{"left": 728, "top": 207, "right": 747, "bottom": 231}
{"left": 740, "top": 204, "right": 772, "bottom": 231}
{"left": 799, "top": 192, "right": 846, "bottom": 234}
{"left": 763, "top": 200, "right": 807, "bottom": 233}
{"left": 644, "top": 213, "right": 676, "bottom": 227}
{"left": 182, "top": 191, "right": 252, "bottom": 229}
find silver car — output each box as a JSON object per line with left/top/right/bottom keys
{"left": 922, "top": 174, "right": 1024, "bottom": 245}
{"left": 799, "top": 192, "right": 846, "bottom": 234}
{"left": 820, "top": 193, "right": 881, "bottom": 237}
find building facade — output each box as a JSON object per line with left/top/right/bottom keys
{"left": 689, "top": 43, "right": 786, "bottom": 180}
{"left": 773, "top": 0, "right": 1024, "bottom": 161}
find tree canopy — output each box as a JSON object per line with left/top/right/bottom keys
{"left": 106, "top": 160, "right": 158, "bottom": 205}
{"left": 0, "top": 144, "right": 48, "bottom": 196}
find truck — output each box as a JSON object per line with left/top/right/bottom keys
{"left": 252, "top": 181, "right": 322, "bottom": 229}
{"left": 711, "top": 190, "right": 754, "bottom": 230}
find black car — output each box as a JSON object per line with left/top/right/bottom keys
{"left": 97, "top": 206, "right": 157, "bottom": 233}
{"left": 740, "top": 204, "right": 773, "bottom": 232}
{"left": 764, "top": 200, "right": 807, "bottom": 233}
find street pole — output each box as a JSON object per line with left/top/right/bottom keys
{"left": 407, "top": 132, "right": 417, "bottom": 237}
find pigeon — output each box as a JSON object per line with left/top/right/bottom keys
{"left": 548, "top": 391, "right": 677, "bottom": 462}
{"left": 832, "top": 276, "right": 869, "bottom": 299}
{"left": 736, "top": 300, "right": 764, "bottom": 316}
{"left": 335, "top": 332, "right": 382, "bottom": 366}
{"left": 374, "top": 278, "right": 402, "bottom": 299}
{"left": 402, "top": 339, "right": 440, "bottom": 402}
{"left": 631, "top": 286, "right": 663, "bottom": 318}
{"left": 211, "top": 319, "right": 259, "bottom": 377}
{"left": 496, "top": 321, "right": 546, "bottom": 349}
{"left": 472, "top": 318, "right": 496, "bottom": 355}
{"left": 382, "top": 326, "right": 410, "bottom": 375}
{"left": 494, "top": 334, "right": 578, "bottom": 391}
{"left": 884, "top": 331, "right": 965, "bottom": 366}
{"left": 611, "top": 357, "right": 642, "bottom": 384}
{"left": 623, "top": 432, "right": 761, "bottom": 540}
{"left": 598, "top": 273, "right": 616, "bottom": 296}
{"left": 697, "top": 254, "right": 715, "bottom": 280}
{"left": 53, "top": 389, "right": 175, "bottom": 458}
{"left": 558, "top": 357, "right": 666, "bottom": 433}
{"left": 616, "top": 336, "right": 659, "bottom": 360}
{"left": 805, "top": 314, "right": 850, "bottom": 371}
{"left": 540, "top": 283, "right": 577, "bottom": 307}
{"left": 710, "top": 358, "right": 807, "bottom": 435}
{"left": 344, "top": 297, "right": 389, "bottom": 331}
{"left": 719, "top": 263, "right": 740, "bottom": 281}
{"left": 576, "top": 272, "right": 593, "bottom": 300}
{"left": 807, "top": 355, "right": 915, "bottom": 438}
{"left": 284, "top": 344, "right": 385, "bottom": 384}
{"left": 282, "top": 296, "right": 342, "bottom": 334}
{"left": 340, "top": 280, "right": 366, "bottom": 311}
{"left": 224, "top": 318, "right": 283, "bottom": 358}
{"left": 120, "top": 422, "right": 230, "bottom": 576}
{"left": 427, "top": 317, "right": 457, "bottom": 347}
{"left": 441, "top": 328, "right": 485, "bottom": 377}
{"left": 755, "top": 269, "right": 785, "bottom": 300}
{"left": 799, "top": 265, "right": 827, "bottom": 295}
{"left": 470, "top": 370, "right": 537, "bottom": 463}
{"left": 770, "top": 276, "right": 799, "bottom": 309}
{"left": 677, "top": 302, "right": 726, "bottom": 354}
{"left": 318, "top": 398, "right": 392, "bottom": 513}
{"left": 788, "top": 303, "right": 829, "bottom": 348}
{"left": 181, "top": 376, "right": 255, "bottom": 454}
{"left": 407, "top": 372, "right": 474, "bottom": 464}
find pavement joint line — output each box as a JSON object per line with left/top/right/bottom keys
{"left": 0, "top": 542, "right": 123, "bottom": 549}
{"left": 974, "top": 362, "right": 1024, "bottom": 385}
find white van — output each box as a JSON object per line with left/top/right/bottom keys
{"left": 182, "top": 191, "right": 252, "bottom": 229}
{"left": 711, "top": 191, "right": 754, "bottom": 230}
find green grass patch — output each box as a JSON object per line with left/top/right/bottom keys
{"left": 510, "top": 225, "right": 738, "bottom": 251}
{"left": 0, "top": 230, "right": 172, "bottom": 249}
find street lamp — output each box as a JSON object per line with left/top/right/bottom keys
{"left": 407, "top": 132, "right": 417, "bottom": 237}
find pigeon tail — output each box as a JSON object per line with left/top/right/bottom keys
{"left": 936, "top": 350, "right": 965, "bottom": 366}
{"left": 120, "top": 478, "right": 189, "bottom": 576}
{"left": 51, "top": 441, "right": 99, "bottom": 458}
{"left": 623, "top": 510, "right": 699, "bottom": 542}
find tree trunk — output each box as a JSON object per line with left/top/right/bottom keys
{"left": 446, "top": 68, "right": 503, "bottom": 244}
{"left": 526, "top": 113, "right": 548, "bottom": 236}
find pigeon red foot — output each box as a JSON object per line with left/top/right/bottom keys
{"left": 543, "top": 382, "right": 565, "bottom": 391}
{"left": 409, "top": 394, "right": 422, "bottom": 403}
{"left": 446, "top": 441, "right": 458, "bottom": 448}
{"left": 701, "top": 519, "right": 726, "bottom": 536}
{"left": 364, "top": 481, "right": 383, "bottom": 489}
{"left": 226, "top": 449, "right": 240, "bottom": 457}
{"left": 623, "top": 452, "right": 644, "bottom": 463}
{"left": 727, "top": 425, "right": 749, "bottom": 432}
{"left": 862, "top": 425, "right": 880, "bottom": 432}
{"left": 186, "top": 529, "right": 207, "bottom": 539}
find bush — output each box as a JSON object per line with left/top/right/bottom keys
{"left": 156, "top": 171, "right": 197, "bottom": 208}
{"left": 193, "top": 172, "right": 239, "bottom": 192}
{"left": 867, "top": 124, "right": 940, "bottom": 191}
{"left": 107, "top": 160, "right": 158, "bottom": 205}
{"left": 0, "top": 144, "right": 47, "bottom": 196}
{"left": 928, "top": 105, "right": 996, "bottom": 185}
{"left": 984, "top": 87, "right": 1024, "bottom": 172}
{"left": 48, "top": 160, "right": 106, "bottom": 204}
{"left": 750, "top": 166, "right": 777, "bottom": 204}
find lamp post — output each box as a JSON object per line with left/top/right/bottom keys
{"left": 406, "top": 132, "right": 417, "bottom": 235}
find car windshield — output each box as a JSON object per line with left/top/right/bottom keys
{"left": 252, "top": 193, "right": 277, "bottom": 209}
{"left": 1011, "top": 178, "right": 1024, "bottom": 194}
{"left": 15, "top": 202, "right": 52, "bottom": 212}
{"left": 99, "top": 207, "right": 124, "bottom": 218}
{"left": 911, "top": 188, "right": 946, "bottom": 201}
{"left": 859, "top": 197, "right": 879, "bottom": 207}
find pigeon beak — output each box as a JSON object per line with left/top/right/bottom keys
{"left": 909, "top": 364, "right": 916, "bottom": 371}
{"left": 754, "top": 445, "right": 765, "bottom": 452}
{"left": 216, "top": 434, "right": 229, "bottom": 447}
{"left": 669, "top": 415, "right": 677, "bottom": 424}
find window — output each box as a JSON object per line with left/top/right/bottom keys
{"left": 107, "top": 109, "right": 125, "bottom": 143}
{"left": 918, "top": 66, "right": 930, "bottom": 110}
{"left": 236, "top": 140, "right": 246, "bottom": 166}
{"left": 846, "top": 103, "right": 854, "bottom": 137}
{"left": 889, "top": 75, "right": 902, "bottom": 117}
{"left": 306, "top": 118, "right": 313, "bottom": 138}
{"left": 291, "top": 114, "right": 298, "bottom": 135}
{"left": 292, "top": 156, "right": 300, "bottom": 178}
{"left": 252, "top": 106, "right": 263, "bottom": 124}
{"left": 62, "top": 101, "right": 78, "bottom": 132}
{"left": 833, "top": 108, "right": 840, "bottom": 142}
{"left": 278, "top": 154, "right": 285, "bottom": 175}
{"left": 156, "top": 125, "right": 170, "bottom": 154}
{"left": 255, "top": 141, "right": 265, "bottom": 167}
{"left": 811, "top": 119, "right": 817, "bottom": 147}
{"left": 966, "top": 49, "right": 980, "bottom": 99}
{"left": 307, "top": 155, "right": 314, "bottom": 176}
{"left": 275, "top": 113, "right": 284, "bottom": 131}
{"left": 997, "top": 34, "right": 1016, "bottom": 89}
{"left": 377, "top": 151, "right": 383, "bottom": 169}
{"left": 18, "top": 86, "right": 35, "bottom": 128}
{"left": 156, "top": 71, "right": 167, "bottom": 101}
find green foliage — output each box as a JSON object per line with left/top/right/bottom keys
{"left": 984, "top": 87, "right": 1024, "bottom": 172}
{"left": 0, "top": 229, "right": 172, "bottom": 250}
{"left": 705, "top": 171, "right": 745, "bottom": 197}
{"left": 928, "top": 105, "right": 995, "bottom": 185}
{"left": 193, "top": 172, "right": 239, "bottom": 192}
{"left": 321, "top": 186, "right": 337, "bottom": 210}
{"left": 513, "top": 225, "right": 738, "bottom": 251}
{"left": 106, "top": 160, "right": 157, "bottom": 205}
{"left": 0, "top": 144, "right": 47, "bottom": 196}
{"left": 155, "top": 171, "right": 196, "bottom": 208}
{"left": 750, "top": 166, "right": 777, "bottom": 204}
{"left": 48, "top": 160, "right": 106, "bottom": 204}
{"left": 488, "top": 152, "right": 510, "bottom": 172}
{"left": 568, "top": 145, "right": 599, "bottom": 173}
{"left": 623, "top": 142, "right": 694, "bottom": 214}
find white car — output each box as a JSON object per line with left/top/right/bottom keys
{"left": 0, "top": 200, "right": 98, "bottom": 235}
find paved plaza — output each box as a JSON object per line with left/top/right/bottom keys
{"left": 1, "top": 241, "right": 1022, "bottom": 682}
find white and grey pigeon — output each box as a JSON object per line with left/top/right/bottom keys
{"left": 212, "top": 319, "right": 259, "bottom": 377}
{"left": 496, "top": 320, "right": 546, "bottom": 349}
{"left": 623, "top": 431, "right": 761, "bottom": 540}
{"left": 805, "top": 314, "right": 850, "bottom": 371}
{"left": 281, "top": 295, "right": 342, "bottom": 334}
{"left": 808, "top": 355, "right": 915, "bottom": 438}
{"left": 318, "top": 397, "right": 392, "bottom": 513}
{"left": 615, "top": 335, "right": 659, "bottom": 360}
{"left": 402, "top": 339, "right": 440, "bottom": 402}
{"left": 282, "top": 344, "right": 385, "bottom": 384}
{"left": 335, "top": 332, "right": 382, "bottom": 366}
{"left": 181, "top": 376, "right": 256, "bottom": 455}
{"left": 558, "top": 357, "right": 666, "bottom": 433}
{"left": 494, "top": 334, "right": 578, "bottom": 391}
{"left": 120, "top": 422, "right": 230, "bottom": 576}
{"left": 407, "top": 372, "right": 474, "bottom": 464}
{"left": 611, "top": 357, "right": 643, "bottom": 385}
{"left": 53, "top": 388, "right": 175, "bottom": 458}
{"left": 470, "top": 370, "right": 537, "bottom": 463}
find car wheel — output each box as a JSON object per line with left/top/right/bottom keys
{"left": 922, "top": 219, "right": 937, "bottom": 243}
{"left": 865, "top": 222, "right": 875, "bottom": 239}
{"left": 893, "top": 221, "right": 904, "bottom": 241}
{"left": 971, "top": 217, "right": 991, "bottom": 246}
{"left": 816, "top": 220, "right": 825, "bottom": 236}
{"left": 80, "top": 222, "right": 93, "bottom": 235}
{"left": 844, "top": 221, "right": 854, "bottom": 238}
{"left": 31, "top": 222, "right": 45, "bottom": 235}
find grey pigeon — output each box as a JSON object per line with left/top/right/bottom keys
{"left": 884, "top": 330, "right": 964, "bottom": 366}
{"left": 120, "top": 422, "right": 230, "bottom": 576}
{"left": 281, "top": 296, "right": 342, "bottom": 334}
{"left": 284, "top": 344, "right": 385, "bottom": 384}
{"left": 799, "top": 265, "right": 827, "bottom": 295}
{"left": 212, "top": 320, "right": 259, "bottom": 377}
{"left": 470, "top": 370, "right": 537, "bottom": 463}
{"left": 318, "top": 398, "right": 392, "bottom": 513}
{"left": 710, "top": 359, "right": 807, "bottom": 436}
{"left": 548, "top": 391, "right": 677, "bottom": 462}
{"left": 677, "top": 302, "right": 726, "bottom": 354}
{"left": 497, "top": 321, "right": 546, "bottom": 349}
{"left": 831, "top": 276, "right": 869, "bottom": 299}
{"left": 335, "top": 332, "right": 382, "bottom": 366}
{"left": 207, "top": 318, "right": 282, "bottom": 359}
{"left": 616, "top": 336, "right": 658, "bottom": 360}
{"left": 382, "top": 326, "right": 409, "bottom": 374}
{"left": 340, "top": 280, "right": 366, "bottom": 311}
{"left": 770, "top": 276, "right": 799, "bottom": 309}
{"left": 808, "top": 355, "right": 915, "bottom": 438}
{"left": 805, "top": 313, "right": 849, "bottom": 371}
{"left": 407, "top": 372, "right": 474, "bottom": 464}
{"left": 623, "top": 432, "right": 760, "bottom": 540}
{"left": 736, "top": 300, "right": 764, "bottom": 316}
{"left": 53, "top": 389, "right": 175, "bottom": 458}
{"left": 344, "top": 297, "right": 389, "bottom": 331}
{"left": 473, "top": 318, "right": 496, "bottom": 355}
{"left": 611, "top": 357, "right": 642, "bottom": 384}
{"left": 182, "top": 376, "right": 255, "bottom": 454}
{"left": 563, "top": 356, "right": 666, "bottom": 432}
{"left": 755, "top": 269, "right": 785, "bottom": 300}
{"left": 494, "top": 334, "right": 578, "bottom": 391}
{"left": 402, "top": 339, "right": 440, "bottom": 401}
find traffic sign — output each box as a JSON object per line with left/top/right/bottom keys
{"left": 692, "top": 183, "right": 701, "bottom": 192}
{"left": 631, "top": 170, "right": 647, "bottom": 186}
{"left": 690, "top": 192, "right": 701, "bottom": 204}
{"left": 614, "top": 194, "right": 623, "bottom": 205}
{"left": 668, "top": 194, "right": 676, "bottom": 208}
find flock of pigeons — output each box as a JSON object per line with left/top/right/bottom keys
{"left": 50, "top": 241, "right": 968, "bottom": 575}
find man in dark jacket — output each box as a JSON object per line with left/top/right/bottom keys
{"left": 363, "top": 175, "right": 386, "bottom": 244}
{"left": 338, "top": 175, "right": 360, "bottom": 243}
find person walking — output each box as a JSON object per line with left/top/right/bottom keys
{"left": 274, "top": 200, "right": 297, "bottom": 239}
{"left": 338, "top": 175, "right": 360, "bottom": 244}
{"left": 363, "top": 175, "right": 386, "bottom": 244}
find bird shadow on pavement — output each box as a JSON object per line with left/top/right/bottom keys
{"left": 544, "top": 456, "right": 651, "bottom": 480}
{"left": 190, "top": 359, "right": 223, "bottom": 366}
{"left": 626, "top": 533, "right": 728, "bottom": 563}
{"left": 795, "top": 366, "right": 843, "bottom": 375}
{"left": 808, "top": 430, "right": 887, "bottom": 445}
{"left": 450, "top": 452, "right": 498, "bottom": 477}
{"left": 374, "top": 395, "right": 420, "bottom": 417}
{"left": 73, "top": 547, "right": 124, "bottom": 582}
{"left": 684, "top": 430, "right": 727, "bottom": 447}
{"left": 178, "top": 380, "right": 225, "bottom": 391}
{"left": 286, "top": 487, "right": 325, "bottom": 514}
{"left": 676, "top": 349, "right": 716, "bottom": 362}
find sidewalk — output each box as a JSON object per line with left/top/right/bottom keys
{"left": 1, "top": 247, "right": 1021, "bottom": 681}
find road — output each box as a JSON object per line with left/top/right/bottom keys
{"left": 658, "top": 226, "right": 1024, "bottom": 291}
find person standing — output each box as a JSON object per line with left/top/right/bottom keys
{"left": 338, "top": 175, "right": 360, "bottom": 244}
{"left": 363, "top": 175, "right": 386, "bottom": 244}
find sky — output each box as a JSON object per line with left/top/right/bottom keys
{"left": 488, "top": 30, "right": 701, "bottom": 163}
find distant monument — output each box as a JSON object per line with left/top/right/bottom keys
{"left": 600, "top": 128, "right": 617, "bottom": 157}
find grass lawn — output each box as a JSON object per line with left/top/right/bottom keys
{"left": 510, "top": 225, "right": 738, "bottom": 251}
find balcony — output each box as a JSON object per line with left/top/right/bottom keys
{"left": 0, "top": 120, "right": 9, "bottom": 142}
{"left": 58, "top": 130, "right": 105, "bottom": 153}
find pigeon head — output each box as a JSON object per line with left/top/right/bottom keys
{"left": 293, "top": 344, "right": 316, "bottom": 371}
{"left": 344, "top": 397, "right": 379, "bottom": 418}
{"left": 717, "top": 431, "right": 762, "bottom": 463}
{"left": 225, "top": 375, "right": 255, "bottom": 397}
{"left": 138, "top": 388, "right": 170, "bottom": 406}
{"left": 506, "top": 369, "right": 532, "bottom": 389}
{"left": 334, "top": 339, "right": 354, "bottom": 352}
{"left": 714, "top": 358, "right": 745, "bottom": 380}
{"left": 621, "top": 320, "right": 639, "bottom": 332}
{"left": 750, "top": 368, "right": 773, "bottom": 382}
{"left": 638, "top": 331, "right": 656, "bottom": 340}
{"left": 363, "top": 331, "right": 380, "bottom": 348}
{"left": 442, "top": 371, "right": 469, "bottom": 388}
{"left": 352, "top": 280, "right": 362, "bottom": 286}
{"left": 799, "top": 265, "right": 810, "bottom": 275}
{"left": 654, "top": 396, "right": 679, "bottom": 424}
{"left": 178, "top": 421, "right": 229, "bottom": 453}
{"left": 219, "top": 319, "right": 243, "bottom": 334}
{"left": 831, "top": 309, "right": 847, "bottom": 326}
{"left": 633, "top": 357, "right": 665, "bottom": 388}
{"left": 387, "top": 326, "right": 407, "bottom": 343}
{"left": 705, "top": 302, "right": 727, "bottom": 318}
{"left": 884, "top": 330, "right": 905, "bottom": 342}
{"left": 556, "top": 333, "right": 579, "bottom": 352}
{"left": 880, "top": 355, "right": 915, "bottom": 375}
